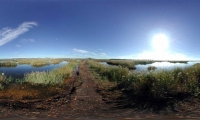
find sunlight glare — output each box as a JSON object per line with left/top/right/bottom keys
{"left": 152, "top": 34, "right": 169, "bottom": 51}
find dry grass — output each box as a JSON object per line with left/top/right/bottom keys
{"left": 0, "top": 83, "right": 67, "bottom": 100}
{"left": 50, "top": 59, "right": 62, "bottom": 64}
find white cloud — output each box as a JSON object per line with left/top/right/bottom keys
{"left": 100, "top": 53, "right": 106, "bottom": 56}
{"left": 73, "top": 48, "right": 97, "bottom": 55}
{"left": 91, "top": 52, "right": 97, "bottom": 55}
{"left": 73, "top": 48, "right": 107, "bottom": 57}
{"left": 20, "top": 38, "right": 35, "bottom": 43}
{"left": 73, "top": 48, "right": 89, "bottom": 53}
{"left": 0, "top": 22, "right": 37, "bottom": 46}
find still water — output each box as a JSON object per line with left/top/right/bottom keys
{"left": 100, "top": 61, "right": 200, "bottom": 71}
{"left": 0, "top": 61, "right": 68, "bottom": 78}
{"left": 135, "top": 61, "right": 200, "bottom": 71}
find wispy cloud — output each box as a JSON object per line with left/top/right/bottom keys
{"left": 73, "top": 48, "right": 89, "bottom": 53}
{"left": 20, "top": 38, "right": 35, "bottom": 43}
{"left": 91, "top": 52, "right": 97, "bottom": 55}
{"left": 72, "top": 48, "right": 110, "bottom": 58}
{"left": 73, "top": 48, "right": 101, "bottom": 56}
{"left": 100, "top": 53, "right": 106, "bottom": 56}
{"left": 0, "top": 22, "right": 37, "bottom": 46}
{"left": 29, "top": 39, "right": 35, "bottom": 42}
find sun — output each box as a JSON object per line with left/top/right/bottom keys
{"left": 152, "top": 34, "right": 169, "bottom": 51}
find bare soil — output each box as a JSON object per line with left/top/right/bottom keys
{"left": 0, "top": 61, "right": 200, "bottom": 119}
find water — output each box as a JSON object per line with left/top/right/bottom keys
{"left": 100, "top": 61, "right": 200, "bottom": 71}
{"left": 0, "top": 61, "right": 68, "bottom": 78}
{"left": 99, "top": 62, "right": 111, "bottom": 66}
{"left": 135, "top": 61, "right": 200, "bottom": 71}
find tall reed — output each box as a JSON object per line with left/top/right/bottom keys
{"left": 23, "top": 62, "right": 77, "bottom": 85}
{"left": 88, "top": 60, "right": 200, "bottom": 100}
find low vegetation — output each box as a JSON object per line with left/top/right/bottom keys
{"left": 147, "top": 66, "right": 157, "bottom": 71}
{"left": 107, "top": 60, "right": 136, "bottom": 70}
{"left": 106, "top": 60, "right": 154, "bottom": 70}
{"left": 0, "top": 61, "right": 78, "bottom": 100}
{"left": 88, "top": 60, "right": 129, "bottom": 82}
{"left": 0, "top": 61, "right": 17, "bottom": 67}
{"left": 30, "top": 59, "right": 50, "bottom": 67}
{"left": 168, "top": 60, "right": 188, "bottom": 63}
{"left": 88, "top": 60, "right": 200, "bottom": 101}
{"left": 50, "top": 59, "right": 62, "bottom": 64}
{"left": 18, "top": 59, "right": 31, "bottom": 64}
{"left": 24, "top": 62, "right": 77, "bottom": 85}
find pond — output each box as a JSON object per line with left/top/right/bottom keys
{"left": 100, "top": 61, "right": 200, "bottom": 71}
{"left": 0, "top": 61, "right": 68, "bottom": 78}
{"left": 99, "top": 62, "right": 111, "bottom": 66}
{"left": 135, "top": 61, "right": 200, "bottom": 71}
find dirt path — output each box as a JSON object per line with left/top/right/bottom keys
{"left": 0, "top": 61, "right": 199, "bottom": 119}
{"left": 70, "top": 61, "right": 106, "bottom": 111}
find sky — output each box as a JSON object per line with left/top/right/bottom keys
{"left": 0, "top": 0, "right": 200, "bottom": 60}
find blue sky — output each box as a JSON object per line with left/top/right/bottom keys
{"left": 0, "top": 0, "right": 200, "bottom": 60}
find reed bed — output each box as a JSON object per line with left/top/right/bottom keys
{"left": 0, "top": 62, "right": 17, "bottom": 67}
{"left": 50, "top": 59, "right": 62, "bottom": 64}
{"left": 107, "top": 60, "right": 136, "bottom": 70}
{"left": 17, "top": 58, "right": 50, "bottom": 65}
{"left": 24, "top": 62, "right": 77, "bottom": 85}
{"left": 18, "top": 59, "right": 31, "bottom": 64}
{"left": 88, "top": 60, "right": 129, "bottom": 82}
{"left": 0, "top": 75, "right": 14, "bottom": 90}
{"left": 88, "top": 60, "right": 200, "bottom": 100}
{"left": 0, "top": 61, "right": 77, "bottom": 89}
{"left": 30, "top": 59, "right": 50, "bottom": 67}
{"left": 106, "top": 60, "right": 154, "bottom": 70}
{"left": 168, "top": 60, "right": 188, "bottom": 63}
{"left": 147, "top": 66, "right": 157, "bottom": 71}
{"left": 0, "top": 61, "right": 77, "bottom": 100}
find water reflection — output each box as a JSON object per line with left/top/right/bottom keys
{"left": 135, "top": 61, "right": 200, "bottom": 71}
{"left": 100, "top": 61, "right": 200, "bottom": 71}
{"left": 100, "top": 62, "right": 111, "bottom": 66}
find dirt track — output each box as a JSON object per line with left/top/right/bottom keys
{"left": 0, "top": 61, "right": 199, "bottom": 119}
